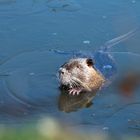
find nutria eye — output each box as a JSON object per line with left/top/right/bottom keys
{"left": 86, "top": 58, "right": 94, "bottom": 66}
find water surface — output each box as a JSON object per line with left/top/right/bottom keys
{"left": 0, "top": 0, "right": 140, "bottom": 136}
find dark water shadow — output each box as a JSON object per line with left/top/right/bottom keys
{"left": 58, "top": 90, "right": 96, "bottom": 113}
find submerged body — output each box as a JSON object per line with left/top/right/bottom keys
{"left": 58, "top": 29, "right": 138, "bottom": 95}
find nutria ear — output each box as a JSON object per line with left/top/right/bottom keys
{"left": 86, "top": 58, "right": 94, "bottom": 67}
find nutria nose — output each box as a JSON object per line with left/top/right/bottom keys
{"left": 59, "top": 68, "right": 65, "bottom": 75}
{"left": 61, "top": 71, "right": 64, "bottom": 74}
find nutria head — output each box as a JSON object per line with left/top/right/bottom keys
{"left": 58, "top": 58, "right": 105, "bottom": 95}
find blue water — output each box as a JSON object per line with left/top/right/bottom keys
{"left": 0, "top": 0, "right": 140, "bottom": 136}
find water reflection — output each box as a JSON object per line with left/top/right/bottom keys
{"left": 118, "top": 71, "right": 140, "bottom": 97}
{"left": 58, "top": 89, "right": 96, "bottom": 113}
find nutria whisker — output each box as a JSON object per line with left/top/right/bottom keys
{"left": 70, "top": 80, "right": 79, "bottom": 88}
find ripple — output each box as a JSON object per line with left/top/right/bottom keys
{"left": 0, "top": 0, "right": 81, "bottom": 18}
{"left": 47, "top": 0, "right": 81, "bottom": 12}
{"left": 0, "top": 50, "right": 69, "bottom": 122}
{"left": 0, "top": 49, "right": 69, "bottom": 109}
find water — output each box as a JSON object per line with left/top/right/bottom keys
{"left": 0, "top": 0, "right": 140, "bottom": 136}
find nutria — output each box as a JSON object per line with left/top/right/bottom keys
{"left": 59, "top": 58, "right": 105, "bottom": 95}
{"left": 58, "top": 29, "right": 139, "bottom": 95}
